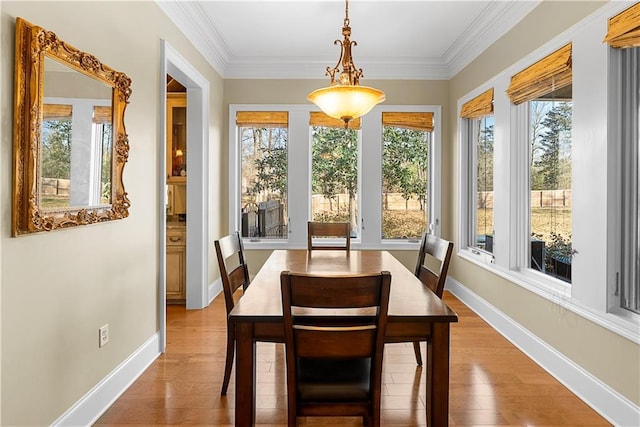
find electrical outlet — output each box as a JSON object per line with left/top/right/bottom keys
{"left": 99, "top": 324, "right": 109, "bottom": 348}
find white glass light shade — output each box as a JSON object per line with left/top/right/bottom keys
{"left": 307, "top": 85, "right": 386, "bottom": 124}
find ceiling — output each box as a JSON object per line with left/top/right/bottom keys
{"left": 157, "top": 0, "right": 541, "bottom": 80}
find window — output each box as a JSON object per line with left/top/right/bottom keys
{"left": 460, "top": 88, "right": 494, "bottom": 253}
{"left": 229, "top": 105, "right": 441, "bottom": 248}
{"left": 473, "top": 116, "right": 495, "bottom": 252}
{"left": 529, "top": 93, "right": 572, "bottom": 282}
{"left": 236, "top": 111, "right": 288, "bottom": 239}
{"left": 310, "top": 112, "right": 359, "bottom": 236}
{"left": 381, "top": 112, "right": 433, "bottom": 240}
{"left": 507, "top": 43, "right": 573, "bottom": 283}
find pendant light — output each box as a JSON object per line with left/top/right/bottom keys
{"left": 307, "top": 0, "right": 385, "bottom": 128}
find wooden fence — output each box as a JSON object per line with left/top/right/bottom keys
{"left": 41, "top": 178, "right": 70, "bottom": 196}
{"left": 478, "top": 190, "right": 572, "bottom": 208}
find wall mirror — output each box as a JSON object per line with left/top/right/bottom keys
{"left": 12, "top": 17, "right": 132, "bottom": 236}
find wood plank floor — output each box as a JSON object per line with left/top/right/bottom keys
{"left": 95, "top": 291, "right": 610, "bottom": 426}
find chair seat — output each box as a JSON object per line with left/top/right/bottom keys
{"left": 297, "top": 357, "right": 371, "bottom": 402}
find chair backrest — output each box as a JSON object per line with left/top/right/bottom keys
{"left": 280, "top": 271, "right": 391, "bottom": 417}
{"left": 414, "top": 233, "right": 454, "bottom": 298}
{"left": 307, "top": 221, "right": 351, "bottom": 251}
{"left": 214, "top": 232, "right": 250, "bottom": 315}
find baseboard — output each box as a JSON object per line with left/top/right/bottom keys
{"left": 51, "top": 333, "right": 161, "bottom": 427}
{"left": 446, "top": 278, "right": 640, "bottom": 427}
{"left": 208, "top": 277, "right": 222, "bottom": 305}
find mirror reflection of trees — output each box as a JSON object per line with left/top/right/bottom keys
{"left": 41, "top": 118, "right": 72, "bottom": 208}
{"left": 100, "top": 122, "right": 113, "bottom": 204}
{"left": 41, "top": 115, "right": 113, "bottom": 209}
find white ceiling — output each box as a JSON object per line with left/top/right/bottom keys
{"left": 157, "top": 0, "right": 541, "bottom": 80}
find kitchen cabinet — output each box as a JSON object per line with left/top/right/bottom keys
{"left": 166, "top": 224, "right": 186, "bottom": 303}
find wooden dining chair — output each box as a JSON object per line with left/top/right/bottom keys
{"left": 280, "top": 271, "right": 391, "bottom": 427}
{"left": 307, "top": 221, "right": 351, "bottom": 251}
{"left": 214, "top": 231, "right": 251, "bottom": 396}
{"left": 411, "top": 232, "right": 454, "bottom": 365}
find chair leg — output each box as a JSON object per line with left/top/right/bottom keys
{"left": 221, "top": 323, "right": 235, "bottom": 395}
{"left": 412, "top": 341, "right": 423, "bottom": 366}
{"left": 287, "top": 412, "right": 297, "bottom": 427}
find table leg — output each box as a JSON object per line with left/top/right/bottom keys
{"left": 426, "top": 323, "right": 450, "bottom": 427}
{"left": 235, "top": 322, "right": 256, "bottom": 427}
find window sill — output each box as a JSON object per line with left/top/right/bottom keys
{"left": 458, "top": 249, "right": 640, "bottom": 344}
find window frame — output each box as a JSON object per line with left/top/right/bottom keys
{"left": 229, "top": 104, "right": 442, "bottom": 251}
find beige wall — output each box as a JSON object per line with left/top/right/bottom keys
{"left": 0, "top": 2, "right": 224, "bottom": 424}
{"left": 448, "top": 0, "right": 639, "bottom": 406}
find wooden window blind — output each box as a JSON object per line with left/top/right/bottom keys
{"left": 42, "top": 104, "right": 72, "bottom": 120}
{"left": 460, "top": 88, "right": 494, "bottom": 119}
{"left": 604, "top": 3, "right": 640, "bottom": 48}
{"left": 309, "top": 111, "right": 361, "bottom": 129}
{"left": 93, "top": 106, "right": 112, "bottom": 124}
{"left": 236, "top": 111, "right": 288, "bottom": 127}
{"left": 506, "top": 43, "right": 572, "bottom": 105}
{"left": 381, "top": 112, "right": 433, "bottom": 132}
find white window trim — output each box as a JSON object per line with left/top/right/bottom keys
{"left": 229, "top": 104, "right": 442, "bottom": 251}
{"left": 456, "top": 0, "right": 639, "bottom": 344}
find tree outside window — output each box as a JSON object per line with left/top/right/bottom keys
{"left": 240, "top": 126, "right": 288, "bottom": 238}
{"left": 311, "top": 126, "right": 359, "bottom": 235}
{"left": 475, "top": 116, "right": 494, "bottom": 251}
{"left": 529, "top": 96, "right": 573, "bottom": 282}
{"left": 381, "top": 126, "right": 429, "bottom": 239}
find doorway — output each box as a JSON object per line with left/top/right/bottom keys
{"left": 160, "top": 40, "right": 210, "bottom": 350}
{"left": 165, "top": 76, "right": 187, "bottom": 304}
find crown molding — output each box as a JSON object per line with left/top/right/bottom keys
{"left": 156, "top": 0, "right": 230, "bottom": 77}
{"left": 157, "top": 0, "right": 541, "bottom": 80}
{"left": 444, "top": 0, "right": 542, "bottom": 78}
{"left": 224, "top": 57, "right": 450, "bottom": 80}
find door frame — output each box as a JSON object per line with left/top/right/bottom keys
{"left": 159, "top": 40, "right": 210, "bottom": 350}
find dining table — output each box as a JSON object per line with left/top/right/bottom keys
{"left": 229, "top": 249, "right": 458, "bottom": 426}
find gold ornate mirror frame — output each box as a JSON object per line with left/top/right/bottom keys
{"left": 12, "top": 17, "right": 131, "bottom": 236}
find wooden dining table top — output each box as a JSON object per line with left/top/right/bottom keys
{"left": 230, "top": 249, "right": 458, "bottom": 324}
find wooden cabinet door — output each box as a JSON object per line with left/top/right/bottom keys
{"left": 166, "top": 227, "right": 186, "bottom": 303}
{"left": 166, "top": 245, "right": 186, "bottom": 302}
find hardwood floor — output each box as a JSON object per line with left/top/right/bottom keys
{"left": 95, "top": 291, "right": 610, "bottom": 426}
